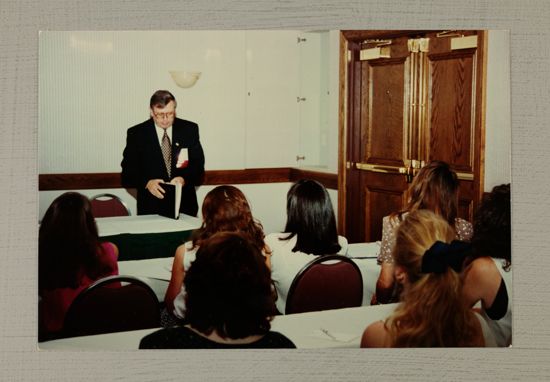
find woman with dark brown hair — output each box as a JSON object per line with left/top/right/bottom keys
{"left": 462, "top": 183, "right": 511, "bottom": 346}
{"left": 361, "top": 210, "right": 495, "bottom": 347}
{"left": 266, "top": 179, "right": 347, "bottom": 314}
{"left": 39, "top": 192, "right": 119, "bottom": 338}
{"left": 373, "top": 160, "right": 473, "bottom": 304}
{"left": 140, "top": 232, "right": 295, "bottom": 348}
{"left": 164, "top": 185, "right": 268, "bottom": 320}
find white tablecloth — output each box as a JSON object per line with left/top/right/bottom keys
{"left": 117, "top": 250, "right": 381, "bottom": 306}
{"left": 347, "top": 242, "right": 381, "bottom": 304}
{"left": 119, "top": 257, "right": 173, "bottom": 280}
{"left": 118, "top": 258, "right": 173, "bottom": 302}
{"left": 96, "top": 214, "right": 201, "bottom": 237}
{"left": 39, "top": 303, "right": 398, "bottom": 350}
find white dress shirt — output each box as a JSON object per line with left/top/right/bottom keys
{"left": 155, "top": 124, "right": 173, "bottom": 147}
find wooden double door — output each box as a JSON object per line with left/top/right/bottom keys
{"left": 340, "top": 30, "right": 486, "bottom": 243}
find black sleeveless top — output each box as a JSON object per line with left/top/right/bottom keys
{"left": 485, "top": 277, "right": 508, "bottom": 320}
{"left": 139, "top": 327, "right": 296, "bottom": 349}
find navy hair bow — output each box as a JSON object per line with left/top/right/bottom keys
{"left": 421, "top": 240, "right": 471, "bottom": 274}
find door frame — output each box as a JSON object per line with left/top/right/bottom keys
{"left": 337, "top": 30, "right": 488, "bottom": 238}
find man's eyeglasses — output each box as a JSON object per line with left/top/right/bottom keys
{"left": 153, "top": 111, "right": 175, "bottom": 119}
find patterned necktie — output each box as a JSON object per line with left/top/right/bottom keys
{"left": 161, "top": 130, "right": 172, "bottom": 178}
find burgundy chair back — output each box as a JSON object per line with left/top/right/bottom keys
{"left": 285, "top": 254, "right": 363, "bottom": 314}
{"left": 90, "top": 193, "right": 131, "bottom": 217}
{"left": 63, "top": 275, "right": 160, "bottom": 338}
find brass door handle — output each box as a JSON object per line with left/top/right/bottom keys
{"left": 352, "top": 160, "right": 472, "bottom": 182}
{"left": 456, "top": 172, "right": 474, "bottom": 181}
{"left": 355, "top": 162, "right": 407, "bottom": 174}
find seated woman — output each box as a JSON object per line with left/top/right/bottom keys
{"left": 462, "top": 184, "right": 511, "bottom": 347}
{"left": 374, "top": 160, "right": 473, "bottom": 304}
{"left": 266, "top": 179, "right": 348, "bottom": 314}
{"left": 164, "top": 185, "right": 267, "bottom": 322}
{"left": 39, "top": 192, "right": 119, "bottom": 339}
{"left": 140, "top": 232, "right": 296, "bottom": 349}
{"left": 361, "top": 210, "right": 496, "bottom": 347}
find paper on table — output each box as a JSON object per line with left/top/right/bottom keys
{"left": 97, "top": 214, "right": 201, "bottom": 236}
{"left": 311, "top": 328, "right": 359, "bottom": 343}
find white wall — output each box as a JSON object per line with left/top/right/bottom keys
{"left": 295, "top": 30, "right": 340, "bottom": 172}
{"left": 484, "top": 30, "right": 511, "bottom": 190}
{"left": 39, "top": 30, "right": 338, "bottom": 174}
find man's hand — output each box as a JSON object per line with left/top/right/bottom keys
{"left": 170, "top": 176, "right": 185, "bottom": 186}
{"left": 145, "top": 179, "right": 167, "bottom": 199}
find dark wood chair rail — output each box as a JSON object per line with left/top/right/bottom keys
{"left": 39, "top": 168, "right": 338, "bottom": 191}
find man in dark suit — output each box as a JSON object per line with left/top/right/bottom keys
{"left": 121, "top": 90, "right": 205, "bottom": 217}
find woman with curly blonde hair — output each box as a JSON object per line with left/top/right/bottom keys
{"left": 361, "top": 210, "right": 495, "bottom": 347}
{"left": 164, "top": 185, "right": 268, "bottom": 321}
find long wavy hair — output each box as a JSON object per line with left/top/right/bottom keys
{"left": 386, "top": 210, "right": 481, "bottom": 347}
{"left": 467, "top": 183, "right": 511, "bottom": 269}
{"left": 282, "top": 179, "right": 341, "bottom": 256}
{"left": 191, "top": 185, "right": 265, "bottom": 251}
{"left": 39, "top": 192, "right": 111, "bottom": 290}
{"left": 395, "top": 160, "right": 460, "bottom": 225}
{"left": 185, "top": 232, "right": 276, "bottom": 338}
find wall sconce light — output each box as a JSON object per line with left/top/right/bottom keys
{"left": 169, "top": 70, "right": 201, "bottom": 88}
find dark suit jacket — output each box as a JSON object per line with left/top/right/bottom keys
{"left": 121, "top": 118, "right": 205, "bottom": 216}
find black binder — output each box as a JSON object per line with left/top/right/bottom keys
{"left": 158, "top": 182, "right": 182, "bottom": 219}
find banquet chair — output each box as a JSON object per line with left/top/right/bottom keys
{"left": 90, "top": 193, "right": 131, "bottom": 217}
{"left": 285, "top": 254, "right": 363, "bottom": 315}
{"left": 63, "top": 275, "right": 160, "bottom": 338}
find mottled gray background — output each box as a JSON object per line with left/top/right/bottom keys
{"left": 1, "top": 0, "right": 549, "bottom": 380}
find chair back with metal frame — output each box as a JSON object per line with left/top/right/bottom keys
{"left": 90, "top": 193, "right": 131, "bottom": 217}
{"left": 285, "top": 254, "right": 363, "bottom": 315}
{"left": 63, "top": 275, "right": 160, "bottom": 338}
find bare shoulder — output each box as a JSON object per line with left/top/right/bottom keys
{"left": 468, "top": 257, "right": 499, "bottom": 278}
{"left": 169, "top": 242, "right": 189, "bottom": 276}
{"left": 174, "top": 242, "right": 188, "bottom": 261}
{"left": 463, "top": 257, "right": 501, "bottom": 306}
{"left": 361, "top": 320, "right": 390, "bottom": 348}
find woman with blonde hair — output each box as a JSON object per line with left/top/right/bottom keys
{"left": 164, "top": 185, "right": 268, "bottom": 322}
{"left": 361, "top": 210, "right": 495, "bottom": 347}
{"left": 373, "top": 160, "right": 473, "bottom": 304}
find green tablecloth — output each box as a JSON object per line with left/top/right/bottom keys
{"left": 101, "top": 230, "right": 193, "bottom": 261}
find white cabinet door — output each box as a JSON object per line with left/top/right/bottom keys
{"left": 245, "top": 30, "right": 300, "bottom": 168}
